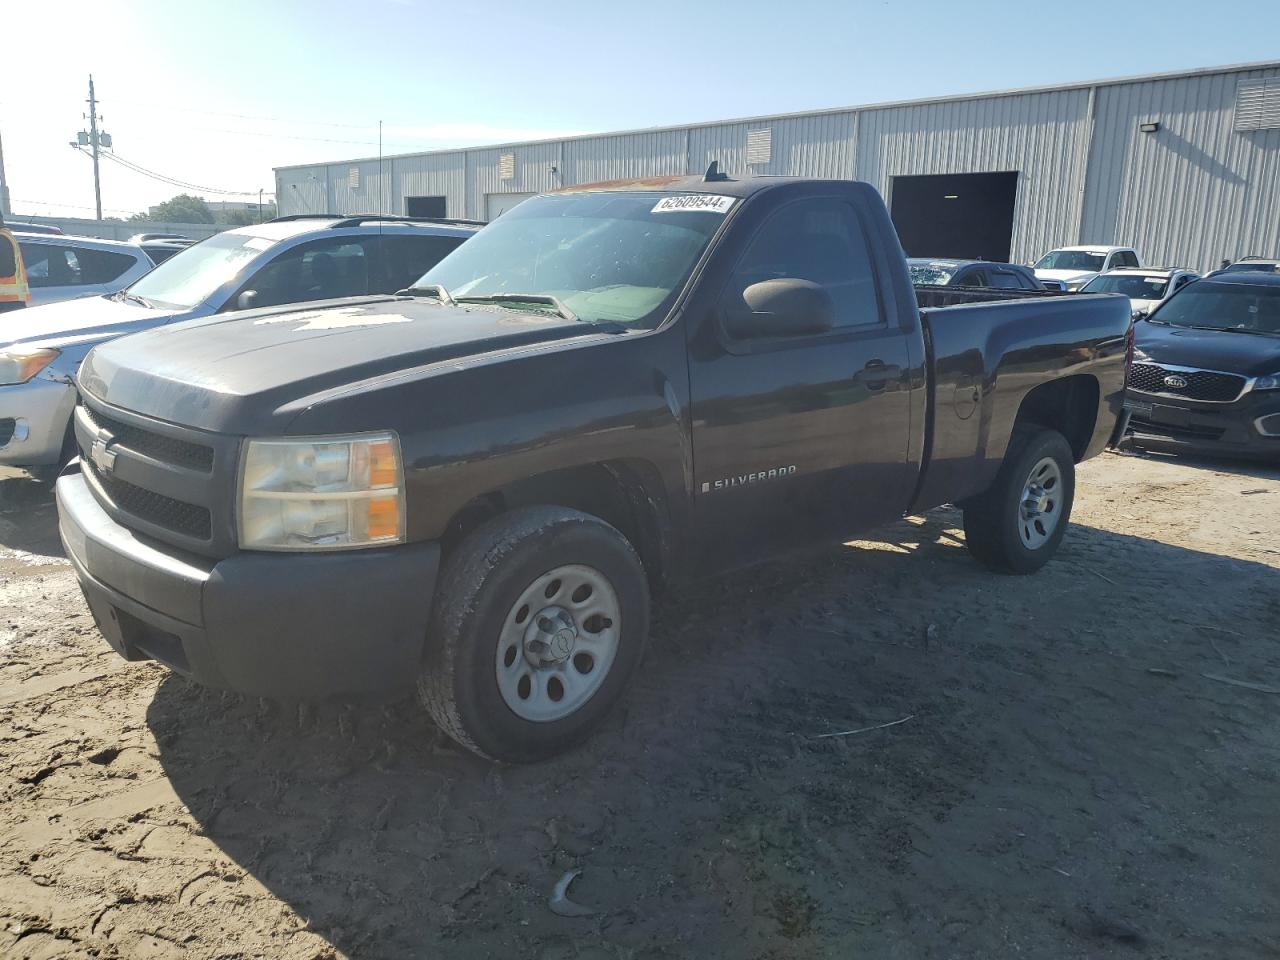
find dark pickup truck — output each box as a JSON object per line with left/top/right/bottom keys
{"left": 57, "top": 173, "right": 1131, "bottom": 761}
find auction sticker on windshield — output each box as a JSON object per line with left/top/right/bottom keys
{"left": 651, "top": 195, "right": 736, "bottom": 214}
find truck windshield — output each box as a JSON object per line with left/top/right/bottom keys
{"left": 125, "top": 232, "right": 266, "bottom": 309}
{"left": 1151, "top": 281, "right": 1280, "bottom": 335}
{"left": 1036, "top": 250, "right": 1104, "bottom": 271}
{"left": 907, "top": 262, "right": 956, "bottom": 285}
{"left": 414, "top": 191, "right": 732, "bottom": 329}
{"left": 1082, "top": 274, "right": 1169, "bottom": 298}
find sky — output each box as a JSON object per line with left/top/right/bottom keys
{"left": 2, "top": 0, "right": 1276, "bottom": 219}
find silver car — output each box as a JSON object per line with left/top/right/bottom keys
{"left": 0, "top": 214, "right": 481, "bottom": 476}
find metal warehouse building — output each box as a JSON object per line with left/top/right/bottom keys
{"left": 276, "top": 61, "right": 1280, "bottom": 272}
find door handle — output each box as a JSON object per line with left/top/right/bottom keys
{"left": 859, "top": 359, "right": 901, "bottom": 390}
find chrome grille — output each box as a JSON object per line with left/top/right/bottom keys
{"left": 1126, "top": 362, "right": 1246, "bottom": 402}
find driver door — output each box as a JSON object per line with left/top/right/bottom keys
{"left": 688, "top": 195, "right": 916, "bottom": 570}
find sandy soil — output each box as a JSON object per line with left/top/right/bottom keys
{"left": 0, "top": 450, "right": 1277, "bottom": 959}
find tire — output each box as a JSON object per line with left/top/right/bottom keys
{"left": 962, "top": 426, "right": 1075, "bottom": 575}
{"left": 419, "top": 506, "right": 650, "bottom": 762}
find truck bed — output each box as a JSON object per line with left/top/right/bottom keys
{"left": 911, "top": 291, "right": 1131, "bottom": 513}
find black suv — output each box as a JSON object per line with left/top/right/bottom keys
{"left": 1127, "top": 271, "right": 1280, "bottom": 459}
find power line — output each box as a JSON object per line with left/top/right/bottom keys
{"left": 74, "top": 146, "right": 271, "bottom": 197}
{"left": 108, "top": 98, "right": 380, "bottom": 131}
{"left": 12, "top": 197, "right": 138, "bottom": 216}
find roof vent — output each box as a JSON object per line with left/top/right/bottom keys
{"left": 498, "top": 153, "right": 515, "bottom": 181}
{"left": 1235, "top": 78, "right": 1280, "bottom": 131}
{"left": 746, "top": 128, "right": 772, "bottom": 165}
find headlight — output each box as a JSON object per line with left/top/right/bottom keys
{"left": 1066, "top": 278, "right": 1091, "bottom": 292}
{"left": 1255, "top": 373, "right": 1280, "bottom": 391}
{"left": 0, "top": 347, "right": 60, "bottom": 385}
{"left": 238, "top": 433, "right": 405, "bottom": 550}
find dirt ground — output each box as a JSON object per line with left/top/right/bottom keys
{"left": 0, "top": 450, "right": 1277, "bottom": 960}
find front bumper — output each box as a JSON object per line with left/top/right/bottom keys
{"left": 0, "top": 376, "right": 75, "bottom": 466}
{"left": 1124, "top": 388, "right": 1280, "bottom": 460}
{"left": 57, "top": 468, "right": 441, "bottom": 699}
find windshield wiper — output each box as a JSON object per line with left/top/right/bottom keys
{"left": 395, "top": 283, "right": 455, "bottom": 305}
{"left": 118, "top": 291, "right": 153, "bottom": 308}
{"left": 455, "top": 293, "right": 578, "bottom": 322}
{"left": 1206, "top": 325, "right": 1279, "bottom": 337}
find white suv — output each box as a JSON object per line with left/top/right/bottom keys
{"left": 16, "top": 234, "right": 154, "bottom": 307}
{"left": 1034, "top": 245, "right": 1142, "bottom": 292}
{"left": 0, "top": 214, "right": 481, "bottom": 475}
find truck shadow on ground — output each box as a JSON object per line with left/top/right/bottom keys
{"left": 0, "top": 476, "right": 63, "bottom": 559}
{"left": 145, "top": 510, "right": 1280, "bottom": 959}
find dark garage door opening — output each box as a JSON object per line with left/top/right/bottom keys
{"left": 405, "top": 195, "right": 447, "bottom": 218}
{"left": 890, "top": 172, "right": 1018, "bottom": 263}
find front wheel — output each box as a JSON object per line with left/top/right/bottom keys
{"left": 962, "top": 426, "right": 1075, "bottom": 574}
{"left": 419, "top": 506, "right": 650, "bottom": 762}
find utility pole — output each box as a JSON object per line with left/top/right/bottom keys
{"left": 70, "top": 77, "right": 111, "bottom": 219}
{"left": 0, "top": 130, "right": 10, "bottom": 217}
{"left": 87, "top": 76, "right": 102, "bottom": 220}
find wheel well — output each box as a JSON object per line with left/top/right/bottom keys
{"left": 440, "top": 461, "right": 670, "bottom": 592}
{"left": 1013, "top": 375, "right": 1099, "bottom": 461}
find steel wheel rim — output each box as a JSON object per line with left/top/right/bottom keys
{"left": 1018, "top": 456, "right": 1062, "bottom": 549}
{"left": 494, "top": 563, "right": 621, "bottom": 722}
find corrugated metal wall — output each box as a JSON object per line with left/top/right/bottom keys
{"left": 1082, "top": 65, "right": 1280, "bottom": 270}
{"left": 275, "top": 64, "right": 1280, "bottom": 271}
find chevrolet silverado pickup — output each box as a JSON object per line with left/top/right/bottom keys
{"left": 57, "top": 173, "right": 1131, "bottom": 761}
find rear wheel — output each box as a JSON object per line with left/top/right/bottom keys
{"left": 418, "top": 506, "right": 649, "bottom": 762}
{"left": 963, "top": 426, "right": 1075, "bottom": 574}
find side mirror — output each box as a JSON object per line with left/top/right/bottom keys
{"left": 723, "top": 279, "right": 836, "bottom": 340}
{"left": 236, "top": 290, "right": 259, "bottom": 311}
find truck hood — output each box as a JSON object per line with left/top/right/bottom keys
{"left": 1035, "top": 268, "right": 1098, "bottom": 285}
{"left": 1, "top": 294, "right": 173, "bottom": 351}
{"left": 1134, "top": 320, "right": 1280, "bottom": 377}
{"left": 78, "top": 296, "right": 600, "bottom": 433}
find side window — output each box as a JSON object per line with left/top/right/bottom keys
{"left": 237, "top": 237, "right": 371, "bottom": 309}
{"left": 963, "top": 268, "right": 990, "bottom": 287}
{"left": 1173, "top": 274, "right": 1192, "bottom": 291}
{"left": 989, "top": 271, "right": 1021, "bottom": 289}
{"left": 369, "top": 234, "right": 465, "bottom": 293}
{"left": 724, "top": 198, "right": 881, "bottom": 330}
{"left": 1114, "top": 251, "right": 1139, "bottom": 269}
{"left": 21, "top": 243, "right": 82, "bottom": 288}
{"left": 76, "top": 248, "right": 139, "bottom": 284}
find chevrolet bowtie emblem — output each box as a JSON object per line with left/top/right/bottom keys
{"left": 89, "top": 431, "right": 118, "bottom": 473}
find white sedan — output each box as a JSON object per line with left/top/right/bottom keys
{"left": 1079, "top": 267, "right": 1199, "bottom": 318}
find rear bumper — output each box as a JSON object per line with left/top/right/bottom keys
{"left": 57, "top": 468, "right": 441, "bottom": 698}
{"left": 1124, "top": 389, "right": 1280, "bottom": 460}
